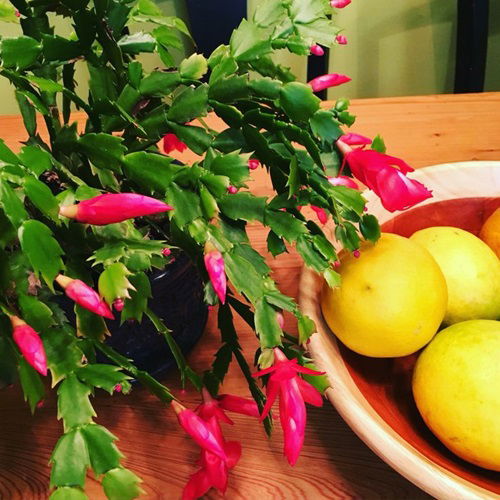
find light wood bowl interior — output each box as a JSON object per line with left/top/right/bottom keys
{"left": 299, "top": 162, "right": 500, "bottom": 499}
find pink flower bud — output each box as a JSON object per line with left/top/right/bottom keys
{"left": 15, "top": 9, "right": 20, "bottom": 17}
{"left": 333, "top": 260, "right": 341, "bottom": 268}
{"left": 216, "top": 394, "right": 260, "bottom": 418}
{"left": 204, "top": 247, "right": 226, "bottom": 304}
{"left": 114, "top": 384, "right": 122, "bottom": 393}
{"left": 56, "top": 275, "right": 114, "bottom": 319}
{"left": 335, "top": 34, "right": 348, "bottom": 45}
{"left": 162, "top": 248, "right": 172, "bottom": 257}
{"left": 310, "top": 205, "right": 328, "bottom": 225}
{"left": 163, "top": 133, "right": 188, "bottom": 154}
{"left": 113, "top": 298, "right": 125, "bottom": 312}
{"left": 353, "top": 249, "right": 361, "bottom": 258}
{"left": 37, "top": 399, "right": 45, "bottom": 408}
{"left": 330, "top": 0, "right": 351, "bottom": 8}
{"left": 59, "top": 193, "right": 173, "bottom": 226}
{"left": 10, "top": 317, "right": 47, "bottom": 376}
{"left": 227, "top": 186, "right": 238, "bottom": 194}
{"left": 310, "top": 44, "right": 325, "bottom": 56}
{"left": 248, "top": 159, "right": 260, "bottom": 170}
{"left": 208, "top": 305, "right": 216, "bottom": 311}
{"left": 327, "top": 175, "right": 358, "bottom": 189}
{"left": 308, "top": 73, "right": 351, "bottom": 93}
{"left": 339, "top": 133, "right": 372, "bottom": 146}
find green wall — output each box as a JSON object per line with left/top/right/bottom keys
{"left": 1, "top": 0, "right": 499, "bottom": 114}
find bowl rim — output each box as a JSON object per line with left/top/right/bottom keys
{"left": 300, "top": 161, "right": 500, "bottom": 499}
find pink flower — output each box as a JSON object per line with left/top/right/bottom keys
{"left": 182, "top": 391, "right": 243, "bottom": 499}
{"left": 56, "top": 275, "right": 114, "bottom": 319}
{"left": 310, "top": 44, "right": 325, "bottom": 56}
{"left": 163, "top": 133, "right": 187, "bottom": 154}
{"left": 353, "top": 249, "right": 361, "bottom": 258}
{"left": 308, "top": 73, "right": 351, "bottom": 93}
{"left": 113, "top": 298, "right": 125, "bottom": 312}
{"left": 335, "top": 34, "right": 348, "bottom": 45}
{"left": 10, "top": 317, "right": 47, "bottom": 376}
{"left": 216, "top": 394, "right": 260, "bottom": 418}
{"left": 327, "top": 175, "right": 359, "bottom": 189}
{"left": 339, "top": 133, "right": 371, "bottom": 146}
{"left": 341, "top": 147, "right": 433, "bottom": 212}
{"left": 248, "top": 159, "right": 260, "bottom": 170}
{"left": 330, "top": 0, "right": 351, "bottom": 7}
{"left": 59, "top": 193, "right": 173, "bottom": 226}
{"left": 253, "top": 349, "right": 324, "bottom": 465}
{"left": 162, "top": 248, "right": 172, "bottom": 256}
{"left": 172, "top": 400, "right": 227, "bottom": 461}
{"left": 310, "top": 205, "right": 328, "bottom": 225}
{"left": 204, "top": 246, "right": 226, "bottom": 304}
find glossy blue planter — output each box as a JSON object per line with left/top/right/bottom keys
{"left": 59, "top": 254, "right": 208, "bottom": 380}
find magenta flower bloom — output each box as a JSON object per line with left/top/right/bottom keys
{"left": 330, "top": 0, "right": 351, "bottom": 7}
{"left": 339, "top": 133, "right": 372, "bottom": 146}
{"left": 11, "top": 317, "right": 47, "bottom": 376}
{"left": 327, "top": 175, "right": 359, "bottom": 189}
{"left": 163, "top": 133, "right": 187, "bottom": 154}
{"left": 59, "top": 193, "right": 172, "bottom": 226}
{"left": 248, "top": 159, "right": 260, "bottom": 170}
{"left": 216, "top": 394, "right": 260, "bottom": 418}
{"left": 335, "top": 34, "right": 348, "bottom": 45}
{"left": 204, "top": 247, "right": 226, "bottom": 304}
{"left": 310, "top": 205, "right": 328, "bottom": 225}
{"left": 342, "top": 148, "right": 433, "bottom": 212}
{"left": 182, "top": 390, "right": 244, "bottom": 500}
{"left": 56, "top": 275, "right": 114, "bottom": 319}
{"left": 308, "top": 73, "right": 351, "bottom": 93}
{"left": 253, "top": 349, "right": 324, "bottom": 465}
{"left": 310, "top": 44, "right": 325, "bottom": 56}
{"left": 172, "top": 400, "right": 227, "bottom": 461}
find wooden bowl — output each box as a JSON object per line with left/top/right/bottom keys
{"left": 299, "top": 162, "right": 500, "bottom": 499}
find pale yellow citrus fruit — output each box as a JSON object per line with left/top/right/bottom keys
{"left": 321, "top": 233, "right": 447, "bottom": 357}
{"left": 412, "top": 319, "right": 500, "bottom": 471}
{"left": 479, "top": 207, "right": 500, "bottom": 258}
{"left": 410, "top": 226, "right": 500, "bottom": 324}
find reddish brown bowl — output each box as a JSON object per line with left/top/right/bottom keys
{"left": 300, "top": 162, "right": 500, "bottom": 499}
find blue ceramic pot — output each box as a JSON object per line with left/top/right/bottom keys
{"left": 59, "top": 253, "right": 208, "bottom": 380}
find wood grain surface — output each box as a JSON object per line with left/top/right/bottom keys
{"left": 1, "top": 92, "right": 499, "bottom": 499}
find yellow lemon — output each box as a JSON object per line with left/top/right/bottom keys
{"left": 410, "top": 226, "right": 500, "bottom": 324}
{"left": 321, "top": 233, "right": 447, "bottom": 357}
{"left": 480, "top": 207, "right": 500, "bottom": 258}
{"left": 412, "top": 320, "right": 500, "bottom": 471}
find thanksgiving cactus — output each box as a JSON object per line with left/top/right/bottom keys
{"left": 0, "top": 0, "right": 430, "bottom": 497}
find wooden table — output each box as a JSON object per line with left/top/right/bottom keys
{"left": 0, "top": 93, "right": 499, "bottom": 499}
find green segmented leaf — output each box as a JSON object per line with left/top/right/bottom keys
{"left": 120, "top": 272, "right": 151, "bottom": 323}
{"left": 57, "top": 374, "right": 96, "bottom": 432}
{"left": 360, "top": 214, "right": 381, "bottom": 242}
{"left": 49, "top": 487, "right": 89, "bottom": 500}
{"left": 0, "top": 181, "right": 27, "bottom": 229}
{"left": 44, "top": 328, "right": 84, "bottom": 385}
{"left": 18, "top": 145, "right": 53, "bottom": 176}
{"left": 179, "top": 53, "right": 208, "bottom": 80}
{"left": 280, "top": 82, "right": 320, "bottom": 122}
{"left": 167, "top": 84, "right": 208, "bottom": 123}
{"left": 76, "top": 364, "right": 131, "bottom": 395}
{"left": 230, "top": 19, "right": 271, "bottom": 61}
{"left": 80, "top": 424, "right": 122, "bottom": 476}
{"left": 297, "top": 313, "right": 316, "bottom": 344}
{"left": 102, "top": 468, "right": 144, "bottom": 500}
{"left": 98, "top": 263, "right": 135, "bottom": 306}
{"left": 1, "top": 36, "right": 41, "bottom": 68}
{"left": 18, "top": 357, "right": 45, "bottom": 413}
{"left": 255, "top": 298, "right": 282, "bottom": 349}
{"left": 18, "top": 220, "right": 65, "bottom": 290}
{"left": 24, "top": 176, "right": 60, "bottom": 222}
{"left": 18, "top": 294, "right": 54, "bottom": 332}
{"left": 50, "top": 429, "right": 89, "bottom": 488}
